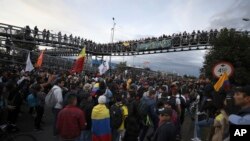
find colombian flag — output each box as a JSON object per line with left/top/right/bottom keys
{"left": 91, "top": 104, "right": 111, "bottom": 141}
{"left": 35, "top": 50, "right": 44, "bottom": 68}
{"left": 91, "top": 83, "right": 100, "bottom": 97}
{"left": 70, "top": 48, "right": 86, "bottom": 73}
{"left": 214, "top": 72, "right": 229, "bottom": 92}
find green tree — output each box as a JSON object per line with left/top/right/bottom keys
{"left": 202, "top": 28, "right": 250, "bottom": 85}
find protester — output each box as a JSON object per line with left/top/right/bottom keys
{"left": 80, "top": 92, "right": 95, "bottom": 141}
{"left": 0, "top": 61, "right": 248, "bottom": 141}
{"left": 91, "top": 95, "right": 112, "bottom": 141}
{"left": 152, "top": 108, "right": 176, "bottom": 141}
{"left": 33, "top": 84, "right": 46, "bottom": 131}
{"left": 229, "top": 85, "right": 250, "bottom": 125}
{"left": 6, "top": 81, "right": 22, "bottom": 124}
{"left": 57, "top": 94, "right": 86, "bottom": 141}
{"left": 210, "top": 102, "right": 229, "bottom": 141}
{"left": 169, "top": 83, "right": 183, "bottom": 140}
{"left": 138, "top": 89, "right": 158, "bottom": 141}
{"left": 124, "top": 90, "right": 140, "bottom": 141}
{"left": 50, "top": 78, "right": 65, "bottom": 136}
{"left": 110, "top": 95, "right": 128, "bottom": 141}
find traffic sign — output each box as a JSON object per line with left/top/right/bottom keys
{"left": 212, "top": 61, "right": 234, "bottom": 78}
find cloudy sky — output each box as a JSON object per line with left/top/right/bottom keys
{"left": 1, "top": 0, "right": 250, "bottom": 76}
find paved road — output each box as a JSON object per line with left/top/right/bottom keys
{"left": 17, "top": 105, "right": 195, "bottom": 141}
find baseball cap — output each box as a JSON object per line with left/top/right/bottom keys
{"left": 158, "top": 108, "right": 172, "bottom": 117}
{"left": 235, "top": 85, "right": 250, "bottom": 96}
{"left": 229, "top": 114, "right": 250, "bottom": 125}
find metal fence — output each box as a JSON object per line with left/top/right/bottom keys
{"left": 0, "top": 43, "right": 74, "bottom": 70}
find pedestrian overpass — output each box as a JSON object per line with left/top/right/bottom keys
{"left": 0, "top": 23, "right": 248, "bottom": 70}
{"left": 0, "top": 23, "right": 218, "bottom": 57}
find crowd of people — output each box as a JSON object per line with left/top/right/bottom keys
{"left": 3, "top": 24, "right": 232, "bottom": 54}
{"left": 0, "top": 64, "right": 250, "bottom": 141}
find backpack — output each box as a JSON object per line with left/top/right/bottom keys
{"left": 110, "top": 104, "right": 123, "bottom": 129}
{"left": 169, "top": 95, "right": 187, "bottom": 110}
{"left": 104, "top": 88, "right": 113, "bottom": 103}
{"left": 178, "top": 95, "right": 187, "bottom": 109}
{"left": 45, "top": 88, "right": 57, "bottom": 108}
{"left": 137, "top": 98, "right": 149, "bottom": 120}
{"left": 27, "top": 94, "right": 37, "bottom": 107}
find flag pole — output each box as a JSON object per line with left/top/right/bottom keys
{"left": 110, "top": 17, "right": 116, "bottom": 77}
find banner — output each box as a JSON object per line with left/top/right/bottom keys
{"left": 136, "top": 38, "right": 172, "bottom": 51}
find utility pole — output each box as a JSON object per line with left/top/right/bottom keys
{"left": 110, "top": 17, "right": 116, "bottom": 76}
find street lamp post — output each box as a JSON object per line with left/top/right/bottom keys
{"left": 110, "top": 17, "right": 116, "bottom": 76}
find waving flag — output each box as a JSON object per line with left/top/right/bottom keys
{"left": 71, "top": 48, "right": 86, "bottom": 73}
{"left": 35, "top": 50, "right": 44, "bottom": 68}
{"left": 91, "top": 83, "right": 100, "bottom": 97}
{"left": 98, "top": 60, "right": 109, "bottom": 75}
{"left": 214, "top": 72, "right": 229, "bottom": 92}
{"left": 25, "top": 52, "right": 34, "bottom": 72}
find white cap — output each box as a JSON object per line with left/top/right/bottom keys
{"left": 98, "top": 95, "right": 107, "bottom": 104}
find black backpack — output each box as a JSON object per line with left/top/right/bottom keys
{"left": 169, "top": 95, "right": 187, "bottom": 110}
{"left": 178, "top": 95, "right": 187, "bottom": 109}
{"left": 137, "top": 98, "right": 149, "bottom": 120}
{"left": 110, "top": 104, "right": 123, "bottom": 129}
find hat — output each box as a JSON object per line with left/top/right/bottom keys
{"left": 98, "top": 95, "right": 106, "bottom": 104}
{"left": 158, "top": 108, "right": 172, "bottom": 116}
{"left": 235, "top": 85, "right": 250, "bottom": 96}
{"left": 229, "top": 114, "right": 250, "bottom": 125}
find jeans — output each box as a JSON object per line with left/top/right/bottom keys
{"left": 52, "top": 108, "right": 61, "bottom": 136}
{"left": 80, "top": 130, "right": 91, "bottom": 141}
{"left": 195, "top": 118, "right": 214, "bottom": 138}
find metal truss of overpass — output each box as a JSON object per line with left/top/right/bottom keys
{"left": 0, "top": 23, "right": 248, "bottom": 57}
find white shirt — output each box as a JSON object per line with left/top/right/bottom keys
{"left": 175, "top": 97, "right": 181, "bottom": 105}
{"left": 52, "top": 85, "right": 63, "bottom": 109}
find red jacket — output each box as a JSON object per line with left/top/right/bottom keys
{"left": 57, "top": 105, "right": 86, "bottom": 139}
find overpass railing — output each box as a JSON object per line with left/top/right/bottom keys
{"left": 0, "top": 23, "right": 249, "bottom": 56}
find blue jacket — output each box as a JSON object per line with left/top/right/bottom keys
{"left": 142, "top": 96, "right": 158, "bottom": 128}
